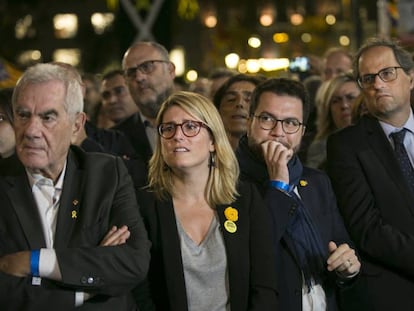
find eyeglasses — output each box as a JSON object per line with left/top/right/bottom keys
{"left": 330, "top": 93, "right": 358, "bottom": 106}
{"left": 357, "top": 66, "right": 403, "bottom": 89}
{"left": 125, "top": 60, "right": 170, "bottom": 79}
{"left": 158, "top": 120, "right": 209, "bottom": 139}
{"left": 101, "top": 86, "right": 127, "bottom": 100}
{"left": 253, "top": 114, "right": 304, "bottom": 134}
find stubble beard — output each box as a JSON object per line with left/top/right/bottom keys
{"left": 137, "top": 86, "right": 174, "bottom": 119}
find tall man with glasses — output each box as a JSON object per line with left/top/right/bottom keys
{"left": 114, "top": 41, "right": 176, "bottom": 166}
{"left": 236, "top": 78, "right": 360, "bottom": 311}
{"left": 327, "top": 38, "right": 414, "bottom": 310}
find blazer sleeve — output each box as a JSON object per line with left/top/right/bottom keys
{"left": 246, "top": 183, "right": 279, "bottom": 311}
{"left": 55, "top": 156, "right": 151, "bottom": 296}
{"left": 327, "top": 130, "right": 414, "bottom": 278}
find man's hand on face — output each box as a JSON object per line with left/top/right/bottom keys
{"left": 261, "top": 140, "right": 293, "bottom": 183}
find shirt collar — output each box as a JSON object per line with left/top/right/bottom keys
{"left": 379, "top": 108, "right": 414, "bottom": 137}
{"left": 27, "top": 161, "right": 67, "bottom": 191}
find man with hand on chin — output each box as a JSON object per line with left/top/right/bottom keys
{"left": 236, "top": 78, "right": 360, "bottom": 311}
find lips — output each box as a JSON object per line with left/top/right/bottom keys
{"left": 231, "top": 114, "right": 248, "bottom": 120}
{"left": 173, "top": 147, "right": 189, "bottom": 152}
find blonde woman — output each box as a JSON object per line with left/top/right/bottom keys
{"left": 306, "top": 73, "right": 360, "bottom": 169}
{"left": 134, "top": 91, "right": 277, "bottom": 311}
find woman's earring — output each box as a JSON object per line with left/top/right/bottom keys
{"left": 209, "top": 152, "right": 216, "bottom": 168}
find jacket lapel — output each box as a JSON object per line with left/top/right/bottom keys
{"left": 54, "top": 150, "right": 84, "bottom": 248}
{"left": 157, "top": 199, "right": 189, "bottom": 311}
{"left": 4, "top": 170, "right": 46, "bottom": 249}
{"left": 363, "top": 117, "right": 414, "bottom": 204}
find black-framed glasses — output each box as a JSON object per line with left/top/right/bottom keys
{"left": 125, "top": 60, "right": 170, "bottom": 79}
{"left": 101, "top": 86, "right": 127, "bottom": 100}
{"left": 357, "top": 66, "right": 403, "bottom": 89}
{"left": 253, "top": 114, "right": 304, "bottom": 134}
{"left": 158, "top": 120, "right": 209, "bottom": 139}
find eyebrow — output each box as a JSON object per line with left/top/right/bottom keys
{"left": 224, "top": 90, "right": 252, "bottom": 96}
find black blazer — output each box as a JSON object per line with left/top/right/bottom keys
{"left": 327, "top": 115, "right": 414, "bottom": 310}
{"left": 0, "top": 147, "right": 151, "bottom": 310}
{"left": 134, "top": 181, "right": 278, "bottom": 311}
{"left": 113, "top": 113, "right": 153, "bottom": 165}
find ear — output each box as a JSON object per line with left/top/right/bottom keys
{"left": 72, "top": 112, "right": 86, "bottom": 138}
{"left": 409, "top": 70, "right": 414, "bottom": 90}
{"left": 168, "top": 62, "right": 176, "bottom": 79}
{"left": 209, "top": 140, "right": 215, "bottom": 152}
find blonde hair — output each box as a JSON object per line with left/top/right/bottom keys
{"left": 148, "top": 91, "right": 239, "bottom": 206}
{"left": 315, "top": 72, "right": 356, "bottom": 140}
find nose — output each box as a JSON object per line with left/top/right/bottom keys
{"left": 133, "top": 69, "right": 147, "bottom": 82}
{"left": 373, "top": 74, "right": 386, "bottom": 89}
{"left": 269, "top": 120, "right": 284, "bottom": 136}
{"left": 23, "top": 117, "right": 42, "bottom": 139}
{"left": 105, "top": 93, "right": 117, "bottom": 104}
{"left": 172, "top": 124, "right": 185, "bottom": 140}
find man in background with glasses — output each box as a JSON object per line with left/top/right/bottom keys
{"left": 327, "top": 38, "right": 414, "bottom": 310}
{"left": 236, "top": 78, "right": 360, "bottom": 311}
{"left": 114, "top": 41, "right": 176, "bottom": 166}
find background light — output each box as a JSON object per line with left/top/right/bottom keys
{"left": 339, "top": 35, "right": 350, "bottom": 46}
{"left": 325, "top": 14, "right": 336, "bottom": 25}
{"left": 225, "top": 53, "right": 240, "bottom": 69}
{"left": 290, "top": 13, "right": 304, "bottom": 26}
{"left": 248, "top": 36, "right": 261, "bottom": 48}
{"left": 53, "top": 14, "right": 78, "bottom": 38}
{"left": 170, "top": 46, "right": 185, "bottom": 76}
{"left": 204, "top": 14, "right": 217, "bottom": 28}
{"left": 186, "top": 69, "right": 198, "bottom": 82}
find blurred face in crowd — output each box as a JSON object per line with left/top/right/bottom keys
{"left": 358, "top": 46, "right": 414, "bottom": 126}
{"left": 0, "top": 106, "right": 15, "bottom": 158}
{"left": 123, "top": 43, "right": 175, "bottom": 120}
{"left": 14, "top": 80, "right": 84, "bottom": 181}
{"left": 100, "top": 73, "right": 138, "bottom": 123}
{"left": 248, "top": 91, "right": 305, "bottom": 157}
{"left": 219, "top": 80, "right": 256, "bottom": 138}
{"left": 82, "top": 77, "right": 101, "bottom": 117}
{"left": 323, "top": 52, "right": 352, "bottom": 81}
{"left": 330, "top": 81, "right": 360, "bottom": 129}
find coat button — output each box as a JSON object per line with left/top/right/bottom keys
{"left": 87, "top": 277, "right": 94, "bottom": 284}
{"left": 289, "top": 204, "right": 297, "bottom": 215}
{"left": 80, "top": 276, "right": 87, "bottom": 284}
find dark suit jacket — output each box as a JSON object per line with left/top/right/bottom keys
{"left": 327, "top": 115, "right": 414, "bottom": 310}
{"left": 134, "top": 182, "right": 278, "bottom": 311}
{"left": 113, "top": 113, "right": 153, "bottom": 166}
{"left": 0, "top": 147, "right": 151, "bottom": 310}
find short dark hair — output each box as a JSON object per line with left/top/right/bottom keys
{"left": 213, "top": 74, "right": 265, "bottom": 109}
{"left": 101, "top": 69, "right": 124, "bottom": 81}
{"left": 249, "top": 78, "right": 310, "bottom": 125}
{"left": 354, "top": 37, "right": 414, "bottom": 79}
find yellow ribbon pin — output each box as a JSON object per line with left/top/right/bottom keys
{"left": 71, "top": 210, "right": 77, "bottom": 219}
{"left": 299, "top": 180, "right": 308, "bottom": 187}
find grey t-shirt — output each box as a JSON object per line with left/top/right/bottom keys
{"left": 176, "top": 215, "right": 230, "bottom": 311}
